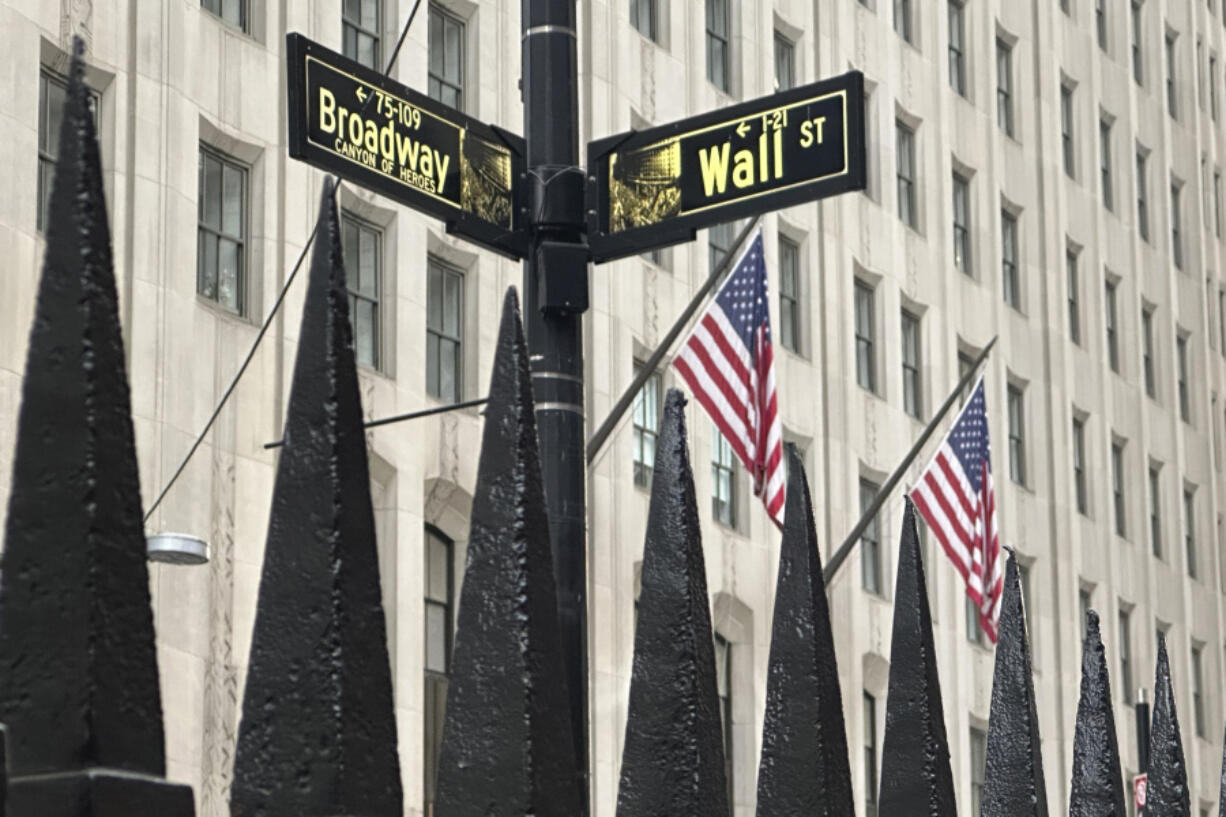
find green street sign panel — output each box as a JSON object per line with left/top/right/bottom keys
{"left": 587, "top": 71, "right": 866, "bottom": 262}
{"left": 286, "top": 33, "right": 527, "bottom": 258}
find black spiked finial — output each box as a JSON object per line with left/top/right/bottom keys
{"left": 755, "top": 445, "right": 853, "bottom": 817}
{"left": 616, "top": 389, "right": 728, "bottom": 817}
{"left": 0, "top": 37, "right": 195, "bottom": 816}
{"left": 1069, "top": 611, "right": 1127, "bottom": 817}
{"left": 878, "top": 498, "right": 958, "bottom": 817}
{"left": 230, "top": 180, "right": 401, "bottom": 817}
{"left": 981, "top": 555, "right": 1049, "bottom": 817}
{"left": 1146, "top": 635, "right": 1190, "bottom": 817}
{"left": 432, "top": 288, "right": 581, "bottom": 817}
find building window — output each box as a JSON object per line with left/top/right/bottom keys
{"left": 864, "top": 692, "right": 879, "bottom": 817}
{"left": 953, "top": 173, "right": 972, "bottom": 275}
{"left": 1100, "top": 119, "right": 1114, "bottom": 212}
{"left": 706, "top": 0, "right": 730, "bottom": 92}
{"left": 1080, "top": 588, "right": 1092, "bottom": 640}
{"left": 779, "top": 236, "right": 801, "bottom": 353}
{"left": 894, "top": 0, "right": 912, "bottom": 43}
{"left": 1068, "top": 249, "right": 1081, "bottom": 344}
{"left": 712, "top": 427, "right": 737, "bottom": 527}
{"left": 855, "top": 281, "right": 876, "bottom": 393}
{"left": 1191, "top": 644, "right": 1206, "bottom": 737}
{"left": 959, "top": 350, "right": 976, "bottom": 401}
{"left": 1215, "top": 171, "right": 1223, "bottom": 237}
{"left": 1170, "top": 180, "right": 1183, "bottom": 269}
{"left": 202, "top": 0, "right": 247, "bottom": 31}
{"left": 949, "top": 2, "right": 967, "bottom": 97}
{"left": 1211, "top": 56, "right": 1220, "bottom": 119}
{"left": 1142, "top": 307, "right": 1156, "bottom": 397}
{"left": 1105, "top": 280, "right": 1120, "bottom": 372}
{"left": 1166, "top": 33, "right": 1178, "bottom": 117}
{"left": 197, "top": 146, "right": 247, "bottom": 314}
{"left": 632, "top": 363, "right": 661, "bottom": 488}
{"left": 970, "top": 727, "right": 987, "bottom": 816}
{"left": 1132, "top": 1, "right": 1144, "bottom": 83}
{"left": 342, "top": 0, "right": 382, "bottom": 70}
{"left": 1177, "top": 334, "right": 1190, "bottom": 422}
{"left": 1008, "top": 384, "right": 1026, "bottom": 485}
{"left": 1096, "top": 0, "right": 1108, "bottom": 49}
{"left": 997, "top": 40, "right": 1014, "bottom": 136}
{"left": 1220, "top": 290, "right": 1226, "bottom": 353}
{"left": 1001, "top": 211, "right": 1020, "bottom": 309}
{"left": 714, "top": 633, "right": 733, "bottom": 806}
{"left": 340, "top": 214, "right": 382, "bottom": 370}
{"left": 38, "top": 69, "right": 99, "bottom": 234}
{"left": 1119, "top": 608, "right": 1133, "bottom": 703}
{"left": 1073, "top": 417, "right": 1088, "bottom": 515}
{"left": 901, "top": 310, "right": 922, "bottom": 420}
{"left": 428, "top": 4, "right": 465, "bottom": 110}
{"left": 630, "top": 0, "right": 659, "bottom": 42}
{"left": 1061, "top": 86, "right": 1076, "bottom": 178}
{"left": 426, "top": 256, "right": 464, "bottom": 402}
{"left": 774, "top": 32, "right": 795, "bottom": 91}
{"left": 709, "top": 221, "right": 736, "bottom": 272}
{"left": 1137, "top": 150, "right": 1149, "bottom": 241}
{"left": 1185, "top": 487, "right": 1198, "bottom": 578}
{"left": 896, "top": 121, "right": 917, "bottom": 228}
{"left": 424, "top": 526, "right": 454, "bottom": 815}
{"left": 860, "top": 479, "right": 882, "bottom": 595}
{"left": 1150, "top": 465, "right": 1163, "bottom": 558}
{"left": 1112, "top": 441, "right": 1127, "bottom": 537}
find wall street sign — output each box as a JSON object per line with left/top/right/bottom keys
{"left": 586, "top": 71, "right": 866, "bottom": 262}
{"left": 286, "top": 34, "right": 527, "bottom": 258}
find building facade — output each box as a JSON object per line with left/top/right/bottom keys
{"left": 0, "top": 0, "right": 1224, "bottom": 815}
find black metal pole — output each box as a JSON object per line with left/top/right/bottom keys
{"left": 522, "top": 0, "right": 589, "bottom": 809}
{"left": 586, "top": 218, "right": 760, "bottom": 465}
{"left": 261, "top": 397, "right": 488, "bottom": 449}
{"left": 822, "top": 336, "right": 998, "bottom": 584}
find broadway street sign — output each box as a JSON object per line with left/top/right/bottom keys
{"left": 286, "top": 34, "right": 527, "bottom": 258}
{"left": 587, "top": 71, "right": 866, "bottom": 262}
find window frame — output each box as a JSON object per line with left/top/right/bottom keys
{"left": 1191, "top": 643, "right": 1206, "bottom": 737}
{"left": 893, "top": 0, "right": 913, "bottom": 43}
{"left": 1008, "top": 384, "right": 1027, "bottom": 485}
{"left": 706, "top": 0, "right": 731, "bottom": 93}
{"left": 1105, "top": 280, "right": 1120, "bottom": 372}
{"left": 1112, "top": 440, "right": 1127, "bottom": 538}
{"left": 1177, "top": 333, "right": 1191, "bottom": 422}
{"left": 711, "top": 427, "right": 738, "bottom": 528}
{"left": 342, "top": 0, "right": 383, "bottom": 70}
{"left": 948, "top": 1, "right": 967, "bottom": 97}
{"left": 630, "top": 0, "right": 659, "bottom": 43}
{"left": 854, "top": 281, "right": 877, "bottom": 393}
{"left": 970, "top": 726, "right": 988, "bottom": 816}
{"left": 901, "top": 309, "right": 923, "bottom": 420}
{"left": 1150, "top": 465, "right": 1163, "bottom": 558}
{"left": 1166, "top": 32, "right": 1179, "bottom": 118}
{"left": 1142, "top": 307, "right": 1157, "bottom": 396}
{"left": 778, "top": 235, "right": 801, "bottom": 353}
{"left": 713, "top": 633, "right": 734, "bottom": 806}
{"left": 1001, "top": 210, "right": 1020, "bottom": 310}
{"left": 996, "top": 39, "right": 1014, "bottom": 136}
{"left": 426, "top": 254, "right": 465, "bottom": 403}
{"left": 196, "top": 144, "right": 249, "bottom": 315}
{"left": 773, "top": 31, "right": 795, "bottom": 91}
{"left": 423, "top": 525, "right": 455, "bottom": 814}
{"left": 340, "top": 211, "right": 384, "bottom": 370}
{"left": 1137, "top": 149, "right": 1150, "bottom": 241}
{"left": 1185, "top": 486, "right": 1198, "bottom": 578}
{"left": 1073, "top": 417, "right": 1089, "bottom": 515}
{"left": 864, "top": 692, "right": 879, "bottom": 817}
{"left": 1100, "top": 118, "right": 1114, "bottom": 211}
{"left": 860, "top": 478, "right": 883, "bottom": 595}
{"left": 428, "top": 3, "right": 466, "bottom": 111}
{"left": 1119, "top": 608, "right": 1134, "bottom": 703}
{"left": 1132, "top": 1, "right": 1145, "bottom": 84}
{"left": 201, "top": 0, "right": 248, "bottom": 33}
{"left": 1096, "top": 0, "right": 1109, "bottom": 50}
{"left": 896, "top": 121, "right": 917, "bottom": 228}
{"left": 1068, "top": 249, "right": 1081, "bottom": 344}
{"left": 1061, "top": 86, "right": 1076, "bottom": 178}
{"left": 631, "top": 362, "right": 662, "bottom": 488}
{"left": 1170, "top": 179, "right": 1184, "bottom": 269}
{"left": 953, "top": 172, "right": 972, "bottom": 276}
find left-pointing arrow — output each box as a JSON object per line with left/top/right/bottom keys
{"left": 356, "top": 85, "right": 367, "bottom": 102}
{"left": 736, "top": 120, "right": 750, "bottom": 138}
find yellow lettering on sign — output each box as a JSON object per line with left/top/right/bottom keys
{"left": 319, "top": 87, "right": 337, "bottom": 133}
{"left": 731, "top": 149, "right": 754, "bottom": 188}
{"left": 798, "top": 116, "right": 827, "bottom": 148}
{"left": 699, "top": 143, "right": 731, "bottom": 196}
{"left": 435, "top": 149, "right": 450, "bottom": 194}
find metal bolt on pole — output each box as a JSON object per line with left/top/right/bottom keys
{"left": 521, "top": 0, "right": 590, "bottom": 810}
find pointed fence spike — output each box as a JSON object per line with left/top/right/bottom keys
{"left": 1146, "top": 635, "right": 1191, "bottom": 817}
{"left": 878, "top": 498, "right": 958, "bottom": 817}
{"left": 755, "top": 444, "right": 854, "bottom": 817}
{"left": 0, "top": 36, "right": 193, "bottom": 815}
{"left": 230, "top": 179, "right": 402, "bottom": 817}
{"left": 616, "top": 388, "right": 728, "bottom": 817}
{"left": 433, "top": 288, "right": 581, "bottom": 817}
{"left": 1069, "top": 610, "right": 1127, "bottom": 817}
{"left": 981, "top": 555, "right": 1049, "bottom": 817}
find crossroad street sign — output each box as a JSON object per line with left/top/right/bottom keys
{"left": 586, "top": 71, "right": 866, "bottom": 262}
{"left": 286, "top": 34, "right": 527, "bottom": 258}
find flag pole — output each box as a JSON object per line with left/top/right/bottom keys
{"left": 822, "top": 335, "right": 998, "bottom": 585}
{"left": 586, "top": 217, "right": 762, "bottom": 466}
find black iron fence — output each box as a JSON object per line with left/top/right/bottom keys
{"left": 0, "top": 41, "right": 1211, "bottom": 817}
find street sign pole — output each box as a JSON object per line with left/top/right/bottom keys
{"left": 521, "top": 0, "right": 590, "bottom": 810}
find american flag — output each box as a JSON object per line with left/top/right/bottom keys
{"left": 909, "top": 376, "right": 1003, "bottom": 642}
{"left": 674, "top": 231, "right": 784, "bottom": 527}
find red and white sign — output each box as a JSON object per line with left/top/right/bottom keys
{"left": 1134, "top": 773, "right": 1148, "bottom": 810}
